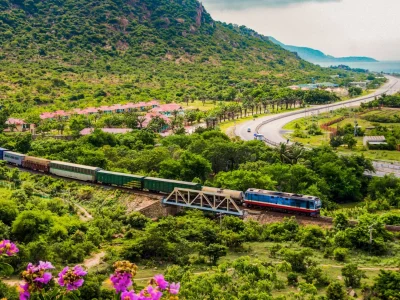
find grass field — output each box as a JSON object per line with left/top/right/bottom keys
{"left": 284, "top": 108, "right": 400, "bottom": 161}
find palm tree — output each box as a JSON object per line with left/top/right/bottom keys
{"left": 137, "top": 116, "right": 146, "bottom": 129}
{"left": 275, "top": 143, "right": 291, "bottom": 164}
{"left": 288, "top": 142, "right": 306, "bottom": 164}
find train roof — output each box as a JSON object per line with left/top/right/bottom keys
{"left": 4, "top": 151, "right": 26, "bottom": 157}
{"left": 50, "top": 161, "right": 101, "bottom": 171}
{"left": 97, "top": 170, "right": 145, "bottom": 178}
{"left": 144, "top": 177, "right": 200, "bottom": 186}
{"left": 246, "top": 188, "right": 320, "bottom": 201}
{"left": 0, "top": 147, "right": 8, "bottom": 151}
{"left": 25, "top": 156, "right": 50, "bottom": 163}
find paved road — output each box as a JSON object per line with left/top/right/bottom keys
{"left": 236, "top": 75, "right": 400, "bottom": 143}
{"left": 235, "top": 75, "right": 400, "bottom": 177}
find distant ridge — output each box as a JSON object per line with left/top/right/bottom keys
{"left": 268, "top": 37, "right": 378, "bottom": 63}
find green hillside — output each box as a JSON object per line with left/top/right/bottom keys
{"left": 0, "top": 0, "right": 338, "bottom": 116}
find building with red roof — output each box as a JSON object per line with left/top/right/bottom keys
{"left": 79, "top": 128, "right": 133, "bottom": 136}
{"left": 5, "top": 118, "right": 32, "bottom": 132}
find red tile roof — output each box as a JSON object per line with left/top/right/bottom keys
{"left": 6, "top": 118, "right": 27, "bottom": 125}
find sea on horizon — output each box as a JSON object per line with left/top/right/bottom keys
{"left": 315, "top": 61, "right": 400, "bottom": 74}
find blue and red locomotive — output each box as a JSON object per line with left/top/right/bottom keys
{"left": 244, "top": 189, "right": 322, "bottom": 216}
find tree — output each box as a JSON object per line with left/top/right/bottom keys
{"left": 372, "top": 270, "right": 400, "bottom": 300}
{"left": 326, "top": 281, "right": 347, "bottom": 300}
{"left": 0, "top": 200, "right": 18, "bottom": 225}
{"left": 341, "top": 264, "right": 366, "bottom": 288}
{"left": 280, "top": 248, "right": 313, "bottom": 273}
{"left": 349, "top": 87, "right": 363, "bottom": 97}
{"left": 12, "top": 210, "right": 53, "bottom": 242}
{"left": 343, "top": 134, "right": 357, "bottom": 149}
{"left": 15, "top": 133, "right": 32, "bottom": 153}
{"left": 330, "top": 136, "right": 344, "bottom": 148}
{"left": 213, "top": 170, "right": 276, "bottom": 192}
{"left": 205, "top": 244, "right": 228, "bottom": 265}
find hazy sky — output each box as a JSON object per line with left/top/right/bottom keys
{"left": 202, "top": 0, "right": 400, "bottom": 60}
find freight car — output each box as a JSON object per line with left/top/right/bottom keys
{"left": 4, "top": 151, "right": 26, "bottom": 167}
{"left": 22, "top": 156, "right": 50, "bottom": 172}
{"left": 201, "top": 186, "right": 244, "bottom": 202}
{"left": 143, "top": 177, "right": 202, "bottom": 194}
{"left": 49, "top": 161, "right": 101, "bottom": 182}
{"left": 244, "top": 189, "right": 322, "bottom": 216}
{"left": 96, "top": 170, "right": 144, "bottom": 189}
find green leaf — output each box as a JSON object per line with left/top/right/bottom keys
{"left": 69, "top": 293, "right": 80, "bottom": 300}
{"left": 0, "top": 262, "right": 14, "bottom": 276}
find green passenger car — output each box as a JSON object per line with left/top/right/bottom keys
{"left": 96, "top": 170, "right": 144, "bottom": 189}
{"left": 143, "top": 177, "right": 202, "bottom": 194}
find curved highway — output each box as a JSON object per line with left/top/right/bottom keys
{"left": 236, "top": 75, "right": 400, "bottom": 144}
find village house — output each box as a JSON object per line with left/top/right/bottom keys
{"left": 39, "top": 101, "right": 162, "bottom": 120}
{"left": 5, "top": 118, "right": 35, "bottom": 133}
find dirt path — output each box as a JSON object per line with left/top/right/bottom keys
{"left": 321, "top": 264, "right": 399, "bottom": 271}
{"left": 83, "top": 251, "right": 106, "bottom": 269}
{"left": 74, "top": 202, "right": 93, "bottom": 222}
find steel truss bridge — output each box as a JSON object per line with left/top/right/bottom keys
{"left": 162, "top": 188, "right": 244, "bottom": 217}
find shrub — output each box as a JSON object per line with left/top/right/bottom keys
{"left": 297, "top": 225, "right": 326, "bottom": 249}
{"left": 333, "top": 248, "right": 349, "bottom": 262}
{"left": 341, "top": 263, "right": 367, "bottom": 288}
{"left": 287, "top": 272, "right": 298, "bottom": 286}
{"left": 303, "top": 266, "right": 330, "bottom": 287}
{"left": 326, "top": 281, "right": 347, "bottom": 300}
{"left": 280, "top": 248, "right": 313, "bottom": 273}
{"left": 0, "top": 200, "right": 18, "bottom": 225}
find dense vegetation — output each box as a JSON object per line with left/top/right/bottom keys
{"left": 2, "top": 169, "right": 400, "bottom": 300}
{"left": 362, "top": 94, "right": 400, "bottom": 109}
{"left": 0, "top": 128, "right": 379, "bottom": 206}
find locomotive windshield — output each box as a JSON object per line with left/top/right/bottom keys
{"left": 315, "top": 199, "right": 322, "bottom": 209}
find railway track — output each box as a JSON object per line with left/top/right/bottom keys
{"left": 245, "top": 208, "right": 400, "bottom": 232}
{"left": 6, "top": 165, "right": 400, "bottom": 232}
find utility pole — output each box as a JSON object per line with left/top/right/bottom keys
{"left": 369, "top": 224, "right": 374, "bottom": 254}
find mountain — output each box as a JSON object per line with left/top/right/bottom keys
{"left": 0, "top": 0, "right": 337, "bottom": 115}
{"left": 268, "top": 37, "right": 378, "bottom": 63}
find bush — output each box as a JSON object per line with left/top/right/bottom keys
{"left": 287, "top": 272, "right": 298, "bottom": 286}
{"left": 124, "top": 212, "right": 150, "bottom": 229}
{"left": 326, "top": 281, "right": 347, "bottom": 300}
{"left": 333, "top": 248, "right": 349, "bottom": 262}
{"left": 341, "top": 263, "right": 366, "bottom": 288}
{"left": 280, "top": 248, "right": 313, "bottom": 273}
{"left": 0, "top": 200, "right": 18, "bottom": 225}
{"left": 297, "top": 225, "right": 326, "bottom": 249}
{"left": 303, "top": 266, "right": 330, "bottom": 287}
{"left": 0, "top": 280, "right": 18, "bottom": 300}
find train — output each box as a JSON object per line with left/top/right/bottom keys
{"left": 0, "top": 147, "right": 322, "bottom": 216}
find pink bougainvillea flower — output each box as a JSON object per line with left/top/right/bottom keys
{"left": 169, "top": 282, "right": 180, "bottom": 295}
{"left": 58, "top": 265, "right": 87, "bottom": 291}
{"left": 121, "top": 290, "right": 139, "bottom": 300}
{"left": 153, "top": 274, "right": 169, "bottom": 290}
{"left": 0, "top": 240, "right": 19, "bottom": 256}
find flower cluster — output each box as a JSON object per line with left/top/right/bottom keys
{"left": 115, "top": 270, "right": 180, "bottom": 300}
{"left": 1, "top": 245, "right": 179, "bottom": 300}
{"left": 110, "top": 261, "right": 138, "bottom": 293}
{"left": 19, "top": 261, "right": 55, "bottom": 300}
{"left": 58, "top": 265, "right": 87, "bottom": 291}
{"left": 0, "top": 240, "right": 19, "bottom": 256}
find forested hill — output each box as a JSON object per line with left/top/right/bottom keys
{"left": 0, "top": 0, "right": 308, "bottom": 64}
{"left": 0, "top": 0, "right": 337, "bottom": 114}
